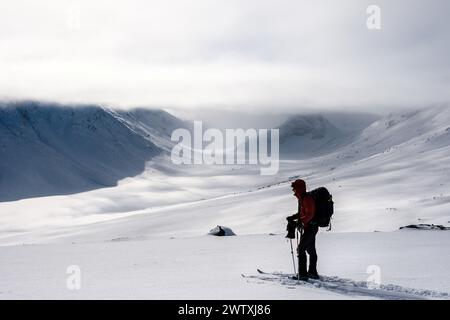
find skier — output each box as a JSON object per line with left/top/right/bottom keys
{"left": 286, "top": 179, "right": 320, "bottom": 280}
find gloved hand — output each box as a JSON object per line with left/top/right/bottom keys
{"left": 286, "top": 215, "right": 296, "bottom": 222}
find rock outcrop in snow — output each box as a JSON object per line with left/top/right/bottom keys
{"left": 400, "top": 224, "right": 450, "bottom": 230}
{"left": 208, "top": 225, "right": 236, "bottom": 236}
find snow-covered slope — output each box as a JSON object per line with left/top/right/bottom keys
{"left": 328, "top": 105, "right": 450, "bottom": 162}
{"left": 278, "top": 113, "right": 375, "bottom": 158}
{"left": 1, "top": 105, "right": 450, "bottom": 238}
{"left": 111, "top": 108, "right": 191, "bottom": 152}
{"left": 1, "top": 105, "right": 449, "bottom": 240}
{"left": 0, "top": 101, "right": 187, "bottom": 201}
{"left": 0, "top": 105, "right": 449, "bottom": 299}
{"left": 1, "top": 232, "right": 449, "bottom": 299}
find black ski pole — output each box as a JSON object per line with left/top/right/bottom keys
{"left": 289, "top": 238, "right": 296, "bottom": 276}
{"left": 296, "top": 227, "right": 301, "bottom": 281}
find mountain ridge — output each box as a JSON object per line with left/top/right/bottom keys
{"left": 0, "top": 100, "right": 186, "bottom": 201}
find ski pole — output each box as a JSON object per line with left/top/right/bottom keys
{"left": 296, "top": 227, "right": 300, "bottom": 281}
{"left": 289, "top": 238, "right": 296, "bottom": 276}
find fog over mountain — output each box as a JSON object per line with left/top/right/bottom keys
{"left": 1, "top": 1, "right": 449, "bottom": 112}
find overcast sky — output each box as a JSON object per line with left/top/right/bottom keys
{"left": 1, "top": 0, "right": 449, "bottom": 116}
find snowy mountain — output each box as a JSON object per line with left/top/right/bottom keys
{"left": 1, "top": 104, "right": 449, "bottom": 238}
{"left": 279, "top": 114, "right": 347, "bottom": 158}
{"left": 108, "top": 107, "right": 191, "bottom": 152}
{"left": 278, "top": 113, "right": 378, "bottom": 158}
{"left": 333, "top": 106, "right": 450, "bottom": 161}
{"left": 0, "top": 101, "right": 188, "bottom": 201}
{"left": 1, "top": 104, "right": 450, "bottom": 299}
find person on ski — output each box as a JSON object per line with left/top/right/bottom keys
{"left": 286, "top": 179, "right": 319, "bottom": 280}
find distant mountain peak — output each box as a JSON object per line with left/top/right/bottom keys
{"left": 279, "top": 114, "right": 340, "bottom": 141}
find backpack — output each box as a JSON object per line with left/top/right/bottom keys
{"left": 307, "top": 187, "right": 334, "bottom": 228}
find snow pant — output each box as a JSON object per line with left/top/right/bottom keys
{"left": 297, "top": 225, "right": 319, "bottom": 276}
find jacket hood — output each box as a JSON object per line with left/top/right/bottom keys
{"left": 291, "top": 179, "right": 306, "bottom": 194}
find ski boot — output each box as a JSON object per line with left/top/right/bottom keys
{"left": 307, "top": 270, "right": 320, "bottom": 280}
{"left": 291, "top": 273, "right": 309, "bottom": 281}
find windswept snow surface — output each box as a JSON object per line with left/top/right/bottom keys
{"left": 0, "top": 232, "right": 449, "bottom": 299}
{"left": 0, "top": 105, "right": 450, "bottom": 299}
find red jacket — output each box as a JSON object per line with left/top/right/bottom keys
{"left": 299, "top": 194, "right": 316, "bottom": 226}
{"left": 291, "top": 194, "right": 316, "bottom": 227}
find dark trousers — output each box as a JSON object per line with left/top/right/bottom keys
{"left": 297, "top": 225, "right": 319, "bottom": 276}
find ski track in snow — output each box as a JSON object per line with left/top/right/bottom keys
{"left": 241, "top": 270, "right": 450, "bottom": 300}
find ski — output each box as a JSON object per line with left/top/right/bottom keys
{"left": 250, "top": 269, "right": 447, "bottom": 300}
{"left": 257, "top": 268, "right": 311, "bottom": 281}
{"left": 256, "top": 268, "right": 267, "bottom": 274}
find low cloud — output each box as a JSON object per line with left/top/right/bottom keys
{"left": 1, "top": 0, "right": 449, "bottom": 113}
